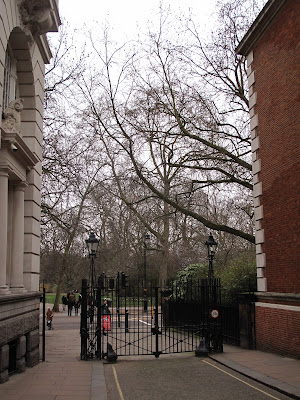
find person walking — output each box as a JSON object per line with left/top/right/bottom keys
{"left": 101, "top": 299, "right": 110, "bottom": 315}
{"left": 62, "top": 295, "right": 67, "bottom": 311}
{"left": 74, "top": 298, "right": 80, "bottom": 316}
{"left": 68, "top": 292, "right": 75, "bottom": 316}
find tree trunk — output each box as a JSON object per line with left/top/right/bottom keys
{"left": 160, "top": 180, "right": 170, "bottom": 282}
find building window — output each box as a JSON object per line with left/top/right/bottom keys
{"left": 2, "top": 46, "right": 18, "bottom": 113}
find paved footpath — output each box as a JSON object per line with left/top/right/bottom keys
{"left": 210, "top": 346, "right": 300, "bottom": 399}
{"left": 0, "top": 305, "right": 106, "bottom": 400}
{"left": 0, "top": 305, "right": 299, "bottom": 399}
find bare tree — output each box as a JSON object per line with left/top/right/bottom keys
{"left": 41, "top": 1, "right": 267, "bottom": 288}
{"left": 77, "top": 2, "right": 260, "bottom": 246}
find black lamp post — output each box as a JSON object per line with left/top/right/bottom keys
{"left": 205, "top": 233, "right": 217, "bottom": 280}
{"left": 81, "top": 232, "right": 100, "bottom": 360}
{"left": 143, "top": 232, "right": 150, "bottom": 284}
{"left": 143, "top": 232, "right": 150, "bottom": 311}
{"left": 85, "top": 232, "right": 100, "bottom": 289}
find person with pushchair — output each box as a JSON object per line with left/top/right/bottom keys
{"left": 46, "top": 307, "right": 54, "bottom": 330}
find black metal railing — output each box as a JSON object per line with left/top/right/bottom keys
{"left": 80, "top": 276, "right": 223, "bottom": 359}
{"left": 222, "top": 303, "right": 240, "bottom": 346}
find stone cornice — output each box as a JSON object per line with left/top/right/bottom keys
{"left": 236, "top": 0, "right": 287, "bottom": 56}
{"left": 255, "top": 291, "right": 300, "bottom": 305}
{"left": 35, "top": 34, "right": 53, "bottom": 64}
{"left": 18, "top": 0, "right": 61, "bottom": 63}
{"left": 0, "top": 128, "right": 39, "bottom": 170}
{"left": 0, "top": 291, "right": 41, "bottom": 304}
{"left": 48, "top": 0, "right": 61, "bottom": 32}
{"left": 18, "top": 0, "right": 61, "bottom": 36}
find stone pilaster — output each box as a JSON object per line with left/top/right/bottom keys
{"left": 10, "top": 182, "right": 27, "bottom": 293}
{"left": 0, "top": 344, "right": 9, "bottom": 383}
{"left": 246, "top": 51, "right": 266, "bottom": 292}
{"left": 0, "top": 170, "right": 10, "bottom": 294}
{"left": 16, "top": 335, "right": 26, "bottom": 373}
{"left": 26, "top": 329, "right": 39, "bottom": 367}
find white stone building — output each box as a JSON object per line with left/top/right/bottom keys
{"left": 0, "top": 0, "right": 60, "bottom": 382}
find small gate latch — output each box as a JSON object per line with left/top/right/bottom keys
{"left": 151, "top": 326, "right": 162, "bottom": 335}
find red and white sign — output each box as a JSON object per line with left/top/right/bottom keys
{"left": 210, "top": 309, "right": 219, "bottom": 319}
{"left": 101, "top": 315, "right": 111, "bottom": 331}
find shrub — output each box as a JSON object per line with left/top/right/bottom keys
{"left": 176, "top": 263, "right": 208, "bottom": 282}
{"left": 216, "top": 254, "right": 257, "bottom": 303}
{"left": 172, "top": 254, "right": 257, "bottom": 303}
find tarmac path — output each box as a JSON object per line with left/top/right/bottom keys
{"left": 103, "top": 354, "right": 293, "bottom": 400}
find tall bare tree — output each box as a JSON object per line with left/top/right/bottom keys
{"left": 77, "top": 1, "right": 263, "bottom": 248}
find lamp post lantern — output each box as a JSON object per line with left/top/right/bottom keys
{"left": 143, "top": 232, "right": 150, "bottom": 311}
{"left": 205, "top": 233, "right": 217, "bottom": 280}
{"left": 143, "top": 232, "right": 150, "bottom": 284}
{"left": 85, "top": 231, "right": 100, "bottom": 257}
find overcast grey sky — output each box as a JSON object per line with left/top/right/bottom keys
{"left": 59, "top": 0, "right": 217, "bottom": 40}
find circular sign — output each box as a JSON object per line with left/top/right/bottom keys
{"left": 210, "top": 309, "right": 219, "bottom": 319}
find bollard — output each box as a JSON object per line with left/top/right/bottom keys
{"left": 195, "top": 337, "right": 208, "bottom": 357}
{"left": 107, "top": 343, "right": 118, "bottom": 362}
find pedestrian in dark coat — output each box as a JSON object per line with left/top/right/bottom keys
{"left": 62, "top": 295, "right": 68, "bottom": 311}
{"left": 68, "top": 292, "right": 75, "bottom": 316}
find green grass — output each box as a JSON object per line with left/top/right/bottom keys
{"left": 45, "top": 293, "right": 65, "bottom": 304}
{"left": 44, "top": 293, "right": 155, "bottom": 307}
{"left": 44, "top": 293, "right": 82, "bottom": 304}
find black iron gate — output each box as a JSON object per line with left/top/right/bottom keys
{"left": 80, "top": 278, "right": 101, "bottom": 359}
{"left": 80, "top": 275, "right": 223, "bottom": 360}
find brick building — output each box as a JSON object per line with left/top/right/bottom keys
{"left": 236, "top": 0, "right": 300, "bottom": 358}
{"left": 0, "top": 0, "right": 60, "bottom": 382}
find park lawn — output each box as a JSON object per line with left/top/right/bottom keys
{"left": 45, "top": 293, "right": 154, "bottom": 307}
{"left": 45, "top": 293, "right": 66, "bottom": 304}
{"left": 45, "top": 293, "right": 81, "bottom": 304}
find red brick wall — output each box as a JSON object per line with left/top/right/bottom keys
{"left": 253, "top": 0, "right": 300, "bottom": 293}
{"left": 256, "top": 305, "right": 300, "bottom": 358}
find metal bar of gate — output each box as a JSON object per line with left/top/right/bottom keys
{"left": 153, "top": 286, "right": 161, "bottom": 358}
{"left": 80, "top": 279, "right": 88, "bottom": 360}
{"left": 97, "top": 284, "right": 101, "bottom": 358}
{"left": 42, "top": 283, "right": 45, "bottom": 361}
